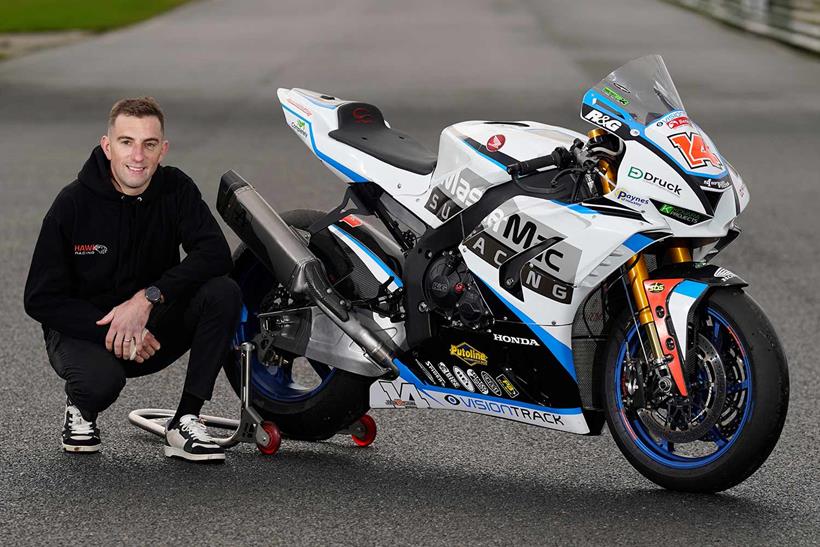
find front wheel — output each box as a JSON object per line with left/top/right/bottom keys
{"left": 604, "top": 288, "right": 789, "bottom": 492}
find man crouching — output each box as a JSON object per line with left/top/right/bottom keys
{"left": 24, "top": 97, "right": 240, "bottom": 462}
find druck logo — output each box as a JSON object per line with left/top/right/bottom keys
{"left": 627, "top": 166, "right": 681, "bottom": 195}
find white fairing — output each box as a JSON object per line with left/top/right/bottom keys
{"left": 667, "top": 281, "right": 709, "bottom": 361}
{"left": 369, "top": 373, "right": 590, "bottom": 434}
{"left": 276, "top": 62, "right": 747, "bottom": 433}
{"left": 416, "top": 121, "right": 584, "bottom": 227}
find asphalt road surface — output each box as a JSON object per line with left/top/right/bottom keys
{"left": 1, "top": 0, "right": 818, "bottom": 544}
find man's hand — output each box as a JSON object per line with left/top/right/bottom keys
{"left": 97, "top": 290, "right": 154, "bottom": 359}
{"left": 134, "top": 330, "right": 161, "bottom": 363}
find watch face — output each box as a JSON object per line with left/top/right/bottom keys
{"left": 146, "top": 286, "right": 161, "bottom": 303}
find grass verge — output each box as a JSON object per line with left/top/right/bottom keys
{"left": 0, "top": 0, "right": 192, "bottom": 33}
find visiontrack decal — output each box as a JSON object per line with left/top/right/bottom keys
{"left": 370, "top": 369, "right": 590, "bottom": 433}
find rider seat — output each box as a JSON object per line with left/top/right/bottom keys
{"left": 328, "top": 102, "right": 437, "bottom": 175}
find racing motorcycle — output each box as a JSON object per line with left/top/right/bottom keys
{"left": 217, "top": 55, "right": 789, "bottom": 492}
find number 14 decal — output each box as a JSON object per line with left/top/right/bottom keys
{"left": 668, "top": 132, "right": 723, "bottom": 170}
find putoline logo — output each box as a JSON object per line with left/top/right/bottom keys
{"left": 486, "top": 134, "right": 505, "bottom": 152}
{"left": 449, "top": 342, "right": 488, "bottom": 367}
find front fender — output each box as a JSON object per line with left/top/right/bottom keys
{"left": 649, "top": 263, "right": 747, "bottom": 289}
{"left": 644, "top": 263, "right": 747, "bottom": 396}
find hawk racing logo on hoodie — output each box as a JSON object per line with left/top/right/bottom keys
{"left": 74, "top": 244, "right": 108, "bottom": 256}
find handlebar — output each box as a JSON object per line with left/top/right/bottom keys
{"left": 506, "top": 147, "right": 573, "bottom": 177}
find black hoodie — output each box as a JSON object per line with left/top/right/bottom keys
{"left": 24, "top": 146, "right": 233, "bottom": 344}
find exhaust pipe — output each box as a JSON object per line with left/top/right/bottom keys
{"left": 217, "top": 170, "right": 397, "bottom": 376}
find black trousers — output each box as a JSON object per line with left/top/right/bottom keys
{"left": 44, "top": 276, "right": 242, "bottom": 420}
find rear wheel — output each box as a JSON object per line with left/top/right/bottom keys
{"left": 604, "top": 288, "right": 789, "bottom": 492}
{"left": 224, "top": 209, "right": 373, "bottom": 441}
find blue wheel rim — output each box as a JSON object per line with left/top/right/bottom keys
{"left": 614, "top": 307, "right": 753, "bottom": 469}
{"left": 234, "top": 262, "right": 337, "bottom": 402}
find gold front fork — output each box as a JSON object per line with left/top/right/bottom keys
{"left": 587, "top": 130, "right": 692, "bottom": 361}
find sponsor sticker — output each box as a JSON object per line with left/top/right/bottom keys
{"left": 378, "top": 381, "right": 430, "bottom": 409}
{"left": 286, "top": 98, "right": 312, "bottom": 117}
{"left": 520, "top": 263, "right": 573, "bottom": 304}
{"left": 647, "top": 282, "right": 665, "bottom": 293}
{"left": 450, "top": 342, "right": 488, "bottom": 367}
{"left": 657, "top": 203, "right": 704, "bottom": 225}
{"left": 612, "top": 82, "right": 631, "bottom": 94}
{"left": 713, "top": 267, "right": 735, "bottom": 281}
{"left": 614, "top": 189, "right": 650, "bottom": 208}
{"left": 442, "top": 393, "right": 570, "bottom": 428}
{"left": 444, "top": 394, "right": 460, "bottom": 405}
{"left": 452, "top": 366, "right": 475, "bottom": 392}
{"left": 492, "top": 334, "right": 539, "bottom": 346}
{"left": 341, "top": 214, "right": 363, "bottom": 228}
{"left": 666, "top": 115, "right": 690, "bottom": 129}
{"left": 290, "top": 118, "right": 309, "bottom": 138}
{"left": 489, "top": 213, "right": 582, "bottom": 278}
{"left": 466, "top": 368, "right": 489, "bottom": 395}
{"left": 603, "top": 86, "right": 630, "bottom": 106}
{"left": 437, "top": 362, "right": 461, "bottom": 388}
{"left": 496, "top": 373, "right": 519, "bottom": 398}
{"left": 415, "top": 359, "right": 437, "bottom": 385}
{"left": 700, "top": 177, "right": 732, "bottom": 190}
{"left": 584, "top": 109, "right": 622, "bottom": 132}
{"left": 425, "top": 168, "right": 489, "bottom": 221}
{"left": 424, "top": 186, "right": 462, "bottom": 222}
{"left": 481, "top": 371, "right": 503, "bottom": 397}
{"left": 464, "top": 232, "right": 514, "bottom": 268}
{"left": 486, "top": 134, "right": 506, "bottom": 152}
{"left": 422, "top": 360, "right": 447, "bottom": 386}
{"left": 627, "top": 166, "right": 681, "bottom": 195}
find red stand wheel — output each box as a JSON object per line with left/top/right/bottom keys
{"left": 351, "top": 414, "right": 377, "bottom": 447}
{"left": 257, "top": 421, "right": 281, "bottom": 455}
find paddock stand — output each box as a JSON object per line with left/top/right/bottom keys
{"left": 128, "top": 342, "right": 378, "bottom": 455}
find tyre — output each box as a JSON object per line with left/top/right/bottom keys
{"left": 603, "top": 288, "right": 789, "bottom": 492}
{"left": 224, "top": 209, "right": 373, "bottom": 441}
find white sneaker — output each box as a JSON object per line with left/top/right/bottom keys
{"left": 164, "top": 415, "right": 225, "bottom": 462}
{"left": 63, "top": 397, "right": 100, "bottom": 453}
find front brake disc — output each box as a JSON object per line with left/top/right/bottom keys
{"left": 640, "top": 334, "right": 727, "bottom": 443}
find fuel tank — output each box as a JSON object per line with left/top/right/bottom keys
{"left": 417, "top": 121, "right": 586, "bottom": 226}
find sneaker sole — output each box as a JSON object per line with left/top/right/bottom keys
{"left": 164, "top": 445, "right": 225, "bottom": 462}
{"left": 63, "top": 443, "right": 100, "bottom": 453}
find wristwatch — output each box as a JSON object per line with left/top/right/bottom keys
{"left": 145, "top": 286, "right": 163, "bottom": 305}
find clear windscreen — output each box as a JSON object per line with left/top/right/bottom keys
{"left": 589, "top": 55, "right": 685, "bottom": 127}
{"left": 582, "top": 55, "right": 728, "bottom": 179}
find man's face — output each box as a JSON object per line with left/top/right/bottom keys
{"left": 101, "top": 115, "right": 168, "bottom": 194}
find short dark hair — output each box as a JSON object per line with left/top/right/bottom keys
{"left": 108, "top": 96, "right": 165, "bottom": 133}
